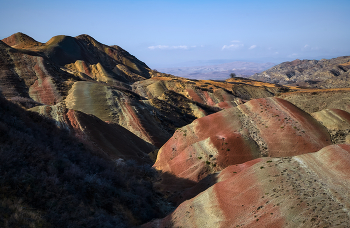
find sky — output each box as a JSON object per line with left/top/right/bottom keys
{"left": 1, "top": 0, "right": 350, "bottom": 68}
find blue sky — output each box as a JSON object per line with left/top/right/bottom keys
{"left": 1, "top": 0, "right": 349, "bottom": 68}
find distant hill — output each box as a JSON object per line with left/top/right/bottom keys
{"left": 250, "top": 56, "right": 350, "bottom": 88}
{"left": 157, "top": 61, "right": 276, "bottom": 80}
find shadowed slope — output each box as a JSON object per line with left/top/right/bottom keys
{"left": 0, "top": 93, "right": 169, "bottom": 227}
{"left": 144, "top": 144, "right": 350, "bottom": 228}
{"left": 0, "top": 40, "right": 71, "bottom": 105}
{"left": 64, "top": 81, "right": 196, "bottom": 147}
{"left": 30, "top": 103, "right": 156, "bottom": 163}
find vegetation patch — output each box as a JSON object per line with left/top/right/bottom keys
{"left": 0, "top": 95, "right": 168, "bottom": 227}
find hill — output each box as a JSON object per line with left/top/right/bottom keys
{"left": 1, "top": 32, "right": 350, "bottom": 227}
{"left": 250, "top": 56, "right": 350, "bottom": 88}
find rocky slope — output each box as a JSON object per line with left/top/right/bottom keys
{"left": 278, "top": 88, "right": 350, "bottom": 113}
{"left": 0, "top": 93, "right": 170, "bottom": 227}
{"left": 2, "top": 32, "right": 350, "bottom": 227}
{"left": 1, "top": 33, "right": 290, "bottom": 148}
{"left": 30, "top": 102, "right": 155, "bottom": 163}
{"left": 152, "top": 97, "right": 333, "bottom": 204}
{"left": 154, "top": 97, "right": 331, "bottom": 178}
{"left": 251, "top": 56, "right": 350, "bottom": 88}
{"left": 143, "top": 144, "right": 350, "bottom": 228}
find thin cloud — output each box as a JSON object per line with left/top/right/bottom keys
{"left": 148, "top": 45, "right": 169, "bottom": 50}
{"left": 222, "top": 43, "right": 244, "bottom": 50}
{"left": 231, "top": 40, "right": 241, "bottom": 43}
{"left": 288, "top": 53, "right": 298, "bottom": 58}
{"left": 302, "top": 44, "right": 320, "bottom": 51}
{"left": 148, "top": 45, "right": 204, "bottom": 50}
{"left": 148, "top": 45, "right": 189, "bottom": 50}
{"left": 248, "top": 45, "right": 257, "bottom": 50}
{"left": 301, "top": 44, "right": 310, "bottom": 51}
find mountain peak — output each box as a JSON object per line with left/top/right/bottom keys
{"left": 75, "top": 34, "right": 97, "bottom": 42}
{"left": 2, "top": 32, "right": 42, "bottom": 48}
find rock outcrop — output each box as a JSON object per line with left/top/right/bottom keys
{"left": 312, "top": 109, "right": 350, "bottom": 144}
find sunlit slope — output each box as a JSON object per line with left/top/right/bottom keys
{"left": 154, "top": 97, "right": 331, "bottom": 184}
{"left": 144, "top": 144, "right": 350, "bottom": 228}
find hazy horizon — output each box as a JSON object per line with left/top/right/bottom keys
{"left": 1, "top": 0, "right": 349, "bottom": 69}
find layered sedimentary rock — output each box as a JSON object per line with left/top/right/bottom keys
{"left": 2, "top": 33, "right": 151, "bottom": 84}
{"left": 1, "top": 32, "right": 298, "bottom": 150}
{"left": 64, "top": 81, "right": 196, "bottom": 147}
{"left": 0, "top": 33, "right": 153, "bottom": 108}
{"left": 1, "top": 32, "right": 44, "bottom": 49}
{"left": 154, "top": 97, "right": 331, "bottom": 185}
{"left": 144, "top": 144, "right": 350, "bottom": 228}
{"left": 3, "top": 32, "right": 350, "bottom": 227}
{"left": 133, "top": 76, "right": 285, "bottom": 110}
{"left": 312, "top": 109, "right": 350, "bottom": 144}
{"left": 0, "top": 40, "right": 66, "bottom": 105}
{"left": 31, "top": 103, "right": 155, "bottom": 163}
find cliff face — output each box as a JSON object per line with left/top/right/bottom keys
{"left": 250, "top": 56, "right": 350, "bottom": 88}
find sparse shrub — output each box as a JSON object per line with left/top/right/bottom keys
{"left": 229, "top": 73, "right": 236, "bottom": 78}
{"left": 0, "top": 94, "right": 166, "bottom": 227}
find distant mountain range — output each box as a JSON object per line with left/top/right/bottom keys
{"left": 157, "top": 61, "right": 276, "bottom": 80}
{"left": 250, "top": 56, "right": 350, "bottom": 88}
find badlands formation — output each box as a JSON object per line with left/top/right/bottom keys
{"left": 1, "top": 32, "right": 350, "bottom": 227}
